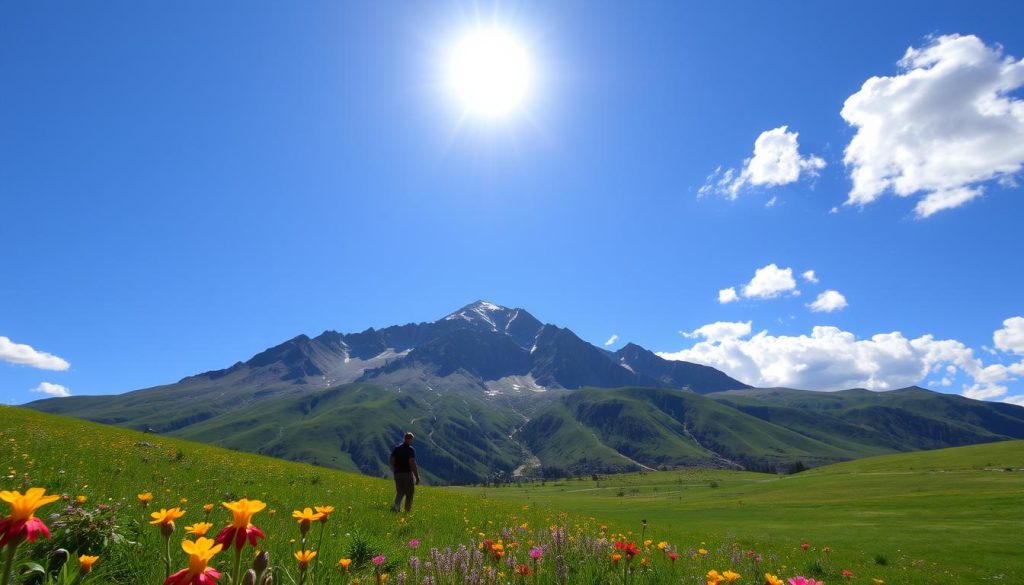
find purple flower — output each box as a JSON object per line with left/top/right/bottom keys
{"left": 373, "top": 555, "right": 386, "bottom": 565}
{"left": 409, "top": 539, "right": 420, "bottom": 549}
{"left": 529, "top": 547, "right": 543, "bottom": 560}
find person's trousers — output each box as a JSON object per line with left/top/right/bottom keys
{"left": 393, "top": 472, "right": 415, "bottom": 511}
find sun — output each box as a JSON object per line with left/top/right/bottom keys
{"left": 447, "top": 28, "right": 533, "bottom": 119}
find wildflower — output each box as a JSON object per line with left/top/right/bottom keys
{"left": 180, "top": 498, "right": 189, "bottom": 505}
{"left": 657, "top": 541, "right": 668, "bottom": 551}
{"left": 611, "top": 553, "right": 622, "bottom": 564}
{"left": 707, "top": 570, "right": 724, "bottom": 585}
{"left": 203, "top": 504, "right": 214, "bottom": 514}
{"left": 215, "top": 499, "right": 266, "bottom": 551}
{"left": 822, "top": 546, "right": 831, "bottom": 553}
{"left": 765, "top": 573, "right": 784, "bottom": 585}
{"left": 186, "top": 522, "right": 214, "bottom": 537}
{"left": 138, "top": 492, "right": 154, "bottom": 507}
{"left": 787, "top": 578, "right": 824, "bottom": 585}
{"left": 643, "top": 539, "right": 652, "bottom": 547}
{"left": 668, "top": 552, "right": 679, "bottom": 563}
{"left": 842, "top": 569, "right": 854, "bottom": 579}
{"left": 515, "top": 564, "right": 532, "bottom": 576}
{"left": 373, "top": 555, "right": 386, "bottom": 566}
{"left": 76, "top": 495, "right": 88, "bottom": 504}
{"left": 409, "top": 539, "right": 420, "bottom": 548}
{"left": 872, "top": 580, "right": 884, "bottom": 585}
{"left": 78, "top": 555, "right": 99, "bottom": 575}
{"left": 0, "top": 487, "right": 60, "bottom": 546}
{"left": 295, "top": 550, "right": 317, "bottom": 571}
{"left": 800, "top": 543, "right": 810, "bottom": 551}
{"left": 150, "top": 507, "right": 186, "bottom": 536}
{"left": 339, "top": 558, "right": 353, "bottom": 572}
{"left": 316, "top": 505, "right": 335, "bottom": 522}
{"left": 529, "top": 547, "right": 543, "bottom": 559}
{"left": 164, "top": 537, "right": 223, "bottom": 585}
{"left": 292, "top": 507, "right": 324, "bottom": 536}
{"left": 698, "top": 548, "right": 708, "bottom": 556}
{"left": 723, "top": 570, "right": 742, "bottom": 582}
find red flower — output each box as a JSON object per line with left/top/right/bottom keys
{"left": 164, "top": 568, "right": 221, "bottom": 585}
{"left": 214, "top": 499, "right": 266, "bottom": 551}
{"left": 0, "top": 488, "right": 60, "bottom": 547}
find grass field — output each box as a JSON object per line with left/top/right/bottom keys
{"left": 2, "top": 404, "right": 1022, "bottom": 584}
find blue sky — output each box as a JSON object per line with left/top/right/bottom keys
{"left": 3, "top": 1, "right": 1023, "bottom": 405}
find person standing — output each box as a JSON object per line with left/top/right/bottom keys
{"left": 389, "top": 432, "right": 420, "bottom": 512}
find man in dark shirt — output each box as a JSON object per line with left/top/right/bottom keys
{"left": 389, "top": 432, "right": 420, "bottom": 512}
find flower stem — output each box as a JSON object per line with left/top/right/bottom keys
{"left": 232, "top": 547, "right": 243, "bottom": 585}
{"left": 1, "top": 544, "right": 19, "bottom": 585}
{"left": 163, "top": 534, "right": 172, "bottom": 579}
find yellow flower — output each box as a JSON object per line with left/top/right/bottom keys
{"left": 149, "top": 507, "right": 185, "bottom": 527}
{"left": 179, "top": 498, "right": 188, "bottom": 505}
{"left": 75, "top": 495, "right": 88, "bottom": 504}
{"left": 873, "top": 580, "right": 885, "bottom": 585}
{"left": 315, "top": 505, "right": 335, "bottom": 522}
{"left": 707, "top": 570, "right": 724, "bottom": 585}
{"left": 644, "top": 539, "right": 653, "bottom": 547}
{"left": 176, "top": 537, "right": 222, "bottom": 578}
{"left": 223, "top": 498, "right": 266, "bottom": 529}
{"left": 137, "top": 492, "right": 153, "bottom": 506}
{"left": 339, "top": 558, "right": 353, "bottom": 572}
{"left": 698, "top": 548, "right": 708, "bottom": 556}
{"left": 611, "top": 553, "right": 623, "bottom": 563}
{"left": 185, "top": 522, "right": 214, "bottom": 537}
{"left": 295, "top": 549, "right": 317, "bottom": 570}
{"left": 1, "top": 487, "right": 60, "bottom": 522}
{"left": 203, "top": 503, "right": 214, "bottom": 513}
{"left": 78, "top": 555, "right": 99, "bottom": 575}
{"left": 657, "top": 541, "right": 668, "bottom": 550}
{"left": 381, "top": 574, "right": 389, "bottom": 584}
{"left": 723, "top": 570, "right": 741, "bottom": 582}
{"left": 765, "top": 573, "right": 784, "bottom": 585}
{"left": 292, "top": 507, "right": 325, "bottom": 535}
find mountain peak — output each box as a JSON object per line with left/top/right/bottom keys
{"left": 443, "top": 300, "right": 513, "bottom": 329}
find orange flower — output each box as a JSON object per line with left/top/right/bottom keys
{"left": 78, "top": 555, "right": 99, "bottom": 575}
{"left": 138, "top": 492, "right": 154, "bottom": 506}
{"left": 150, "top": 507, "right": 186, "bottom": 536}
{"left": 214, "top": 499, "right": 266, "bottom": 551}
{"left": 292, "top": 507, "right": 324, "bottom": 536}
{"left": 0, "top": 488, "right": 60, "bottom": 546}
{"left": 723, "top": 570, "right": 741, "bottom": 582}
{"left": 164, "top": 537, "right": 222, "bottom": 585}
{"left": 765, "top": 573, "right": 784, "bottom": 585}
{"left": 295, "top": 550, "right": 317, "bottom": 571}
{"left": 611, "top": 553, "right": 623, "bottom": 564}
{"left": 186, "top": 522, "right": 214, "bottom": 537}
{"left": 203, "top": 504, "right": 214, "bottom": 514}
{"left": 339, "top": 558, "right": 353, "bottom": 572}
{"left": 315, "top": 505, "right": 335, "bottom": 523}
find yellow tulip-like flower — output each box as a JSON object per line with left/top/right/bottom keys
{"left": 138, "top": 492, "right": 153, "bottom": 506}
{"left": 339, "top": 558, "right": 353, "bottom": 572}
{"left": 723, "top": 570, "right": 741, "bottom": 582}
{"left": 185, "top": 522, "right": 214, "bottom": 537}
{"left": 292, "top": 507, "right": 325, "bottom": 536}
{"left": 765, "top": 574, "right": 785, "bottom": 585}
{"left": 165, "top": 537, "right": 223, "bottom": 584}
{"left": 0, "top": 487, "right": 61, "bottom": 546}
{"left": 295, "top": 550, "right": 317, "bottom": 571}
{"left": 149, "top": 507, "right": 186, "bottom": 536}
{"left": 315, "top": 505, "right": 335, "bottom": 523}
{"left": 78, "top": 555, "right": 99, "bottom": 575}
{"left": 706, "top": 570, "right": 724, "bottom": 585}
{"left": 215, "top": 499, "right": 266, "bottom": 551}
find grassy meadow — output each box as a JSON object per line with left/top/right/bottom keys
{"left": 2, "top": 404, "right": 1022, "bottom": 584}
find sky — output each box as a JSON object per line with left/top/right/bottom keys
{"left": 2, "top": 1, "right": 1023, "bottom": 406}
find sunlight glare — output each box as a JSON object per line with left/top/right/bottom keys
{"left": 447, "top": 28, "right": 533, "bottom": 119}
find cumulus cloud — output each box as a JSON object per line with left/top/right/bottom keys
{"left": 699, "top": 126, "right": 826, "bottom": 199}
{"left": 681, "top": 321, "right": 753, "bottom": 343}
{"left": 742, "top": 264, "right": 798, "bottom": 299}
{"left": 994, "top": 316, "right": 1024, "bottom": 355}
{"left": 808, "top": 290, "right": 849, "bottom": 313}
{"left": 658, "top": 320, "right": 1024, "bottom": 401}
{"left": 802, "top": 270, "right": 819, "bottom": 283}
{"left": 604, "top": 334, "right": 619, "bottom": 347}
{"left": 718, "top": 287, "right": 739, "bottom": 304}
{"left": 31, "top": 382, "right": 71, "bottom": 398}
{"left": 0, "top": 336, "right": 70, "bottom": 371}
{"left": 841, "top": 34, "right": 1024, "bottom": 217}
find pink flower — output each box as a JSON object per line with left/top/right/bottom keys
{"left": 788, "top": 577, "right": 824, "bottom": 585}
{"left": 842, "top": 569, "right": 854, "bottom": 579}
{"left": 529, "top": 547, "right": 543, "bottom": 559}
{"left": 409, "top": 539, "right": 420, "bottom": 549}
{"left": 372, "top": 555, "right": 386, "bottom": 565}
{"left": 800, "top": 543, "right": 810, "bottom": 551}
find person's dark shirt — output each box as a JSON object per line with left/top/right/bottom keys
{"left": 391, "top": 443, "right": 415, "bottom": 473}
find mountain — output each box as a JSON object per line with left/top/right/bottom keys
{"left": 24, "top": 301, "right": 1024, "bottom": 484}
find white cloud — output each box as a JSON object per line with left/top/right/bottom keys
{"left": 994, "top": 316, "right": 1024, "bottom": 355}
{"left": 742, "top": 264, "right": 798, "bottom": 299}
{"left": 682, "top": 321, "right": 753, "bottom": 343}
{"left": 765, "top": 196, "right": 778, "bottom": 208}
{"left": 658, "top": 320, "right": 1024, "bottom": 400}
{"left": 701, "top": 126, "right": 826, "bottom": 199}
{"left": 718, "top": 287, "right": 739, "bottom": 304}
{"left": 808, "top": 290, "right": 848, "bottom": 313}
{"left": 0, "top": 336, "right": 70, "bottom": 371}
{"left": 31, "top": 382, "right": 70, "bottom": 398}
{"left": 1003, "top": 395, "right": 1024, "bottom": 406}
{"left": 841, "top": 34, "right": 1024, "bottom": 217}
{"left": 802, "top": 270, "right": 819, "bottom": 283}
{"left": 604, "top": 334, "right": 619, "bottom": 347}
